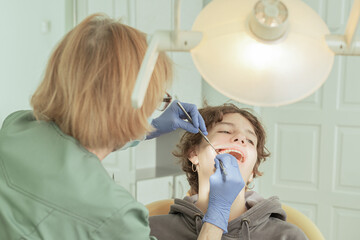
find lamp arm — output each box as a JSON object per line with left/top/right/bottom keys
{"left": 326, "top": 0, "right": 360, "bottom": 55}
{"left": 131, "top": 0, "right": 203, "bottom": 109}
{"left": 131, "top": 35, "right": 160, "bottom": 109}
{"left": 345, "top": 0, "right": 360, "bottom": 47}
{"left": 131, "top": 30, "right": 202, "bottom": 108}
{"left": 174, "top": 0, "right": 181, "bottom": 45}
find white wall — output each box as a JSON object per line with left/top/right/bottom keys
{"left": 0, "top": 0, "right": 73, "bottom": 125}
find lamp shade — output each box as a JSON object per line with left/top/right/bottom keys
{"left": 191, "top": 0, "right": 335, "bottom": 106}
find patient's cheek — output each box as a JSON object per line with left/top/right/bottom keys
{"left": 200, "top": 146, "right": 217, "bottom": 175}
{"left": 204, "top": 145, "right": 217, "bottom": 160}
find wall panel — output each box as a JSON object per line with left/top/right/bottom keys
{"left": 338, "top": 57, "right": 360, "bottom": 111}
{"left": 274, "top": 124, "right": 320, "bottom": 190}
{"left": 334, "top": 126, "right": 360, "bottom": 193}
{"left": 332, "top": 207, "right": 360, "bottom": 239}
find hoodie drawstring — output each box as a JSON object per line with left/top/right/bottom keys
{"left": 241, "top": 218, "right": 250, "bottom": 240}
{"left": 195, "top": 215, "right": 203, "bottom": 235}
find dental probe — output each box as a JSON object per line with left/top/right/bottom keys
{"left": 176, "top": 102, "right": 227, "bottom": 176}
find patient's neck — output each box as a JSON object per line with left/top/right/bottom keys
{"left": 196, "top": 186, "right": 247, "bottom": 222}
{"left": 229, "top": 190, "right": 247, "bottom": 221}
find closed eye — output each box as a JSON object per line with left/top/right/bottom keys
{"left": 247, "top": 139, "right": 255, "bottom": 145}
{"left": 219, "top": 130, "right": 231, "bottom": 134}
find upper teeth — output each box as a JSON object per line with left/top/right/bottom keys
{"left": 218, "top": 149, "right": 244, "bottom": 161}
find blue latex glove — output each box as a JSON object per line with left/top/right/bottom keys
{"left": 202, "top": 153, "right": 245, "bottom": 234}
{"left": 146, "top": 100, "right": 207, "bottom": 139}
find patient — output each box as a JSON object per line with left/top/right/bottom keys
{"left": 149, "top": 104, "right": 308, "bottom": 240}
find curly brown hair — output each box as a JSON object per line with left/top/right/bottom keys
{"left": 173, "top": 104, "right": 270, "bottom": 195}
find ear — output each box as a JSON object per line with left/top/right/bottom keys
{"left": 188, "top": 148, "right": 199, "bottom": 165}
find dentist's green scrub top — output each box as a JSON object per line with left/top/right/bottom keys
{"left": 0, "top": 111, "right": 157, "bottom": 240}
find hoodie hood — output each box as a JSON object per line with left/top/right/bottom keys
{"left": 169, "top": 191, "right": 287, "bottom": 239}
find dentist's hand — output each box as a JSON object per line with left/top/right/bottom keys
{"left": 146, "top": 100, "right": 207, "bottom": 139}
{"left": 202, "top": 153, "right": 245, "bottom": 234}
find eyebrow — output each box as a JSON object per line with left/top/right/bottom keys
{"left": 217, "top": 122, "right": 257, "bottom": 138}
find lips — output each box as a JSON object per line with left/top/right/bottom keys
{"left": 217, "top": 148, "right": 245, "bottom": 162}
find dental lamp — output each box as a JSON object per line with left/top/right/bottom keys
{"left": 131, "top": 0, "right": 360, "bottom": 108}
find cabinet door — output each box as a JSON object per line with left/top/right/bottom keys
{"left": 102, "top": 149, "right": 136, "bottom": 197}
{"left": 174, "top": 174, "right": 190, "bottom": 199}
{"left": 136, "top": 176, "right": 173, "bottom": 205}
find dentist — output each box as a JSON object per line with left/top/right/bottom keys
{"left": 0, "top": 14, "right": 242, "bottom": 239}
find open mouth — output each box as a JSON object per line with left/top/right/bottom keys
{"left": 217, "top": 148, "right": 245, "bottom": 162}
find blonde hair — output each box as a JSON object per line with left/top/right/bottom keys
{"left": 31, "top": 14, "right": 172, "bottom": 149}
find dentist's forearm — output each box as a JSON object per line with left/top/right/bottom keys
{"left": 197, "top": 222, "right": 223, "bottom": 240}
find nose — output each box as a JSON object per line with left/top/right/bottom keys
{"left": 232, "top": 135, "right": 247, "bottom": 145}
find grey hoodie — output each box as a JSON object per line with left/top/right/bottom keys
{"left": 149, "top": 191, "right": 308, "bottom": 240}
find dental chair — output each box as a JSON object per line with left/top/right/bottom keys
{"left": 146, "top": 199, "right": 325, "bottom": 240}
